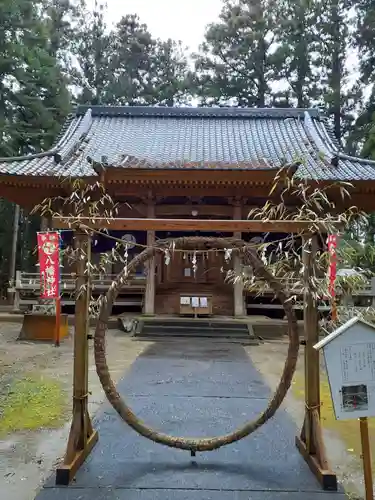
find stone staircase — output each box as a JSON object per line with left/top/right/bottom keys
{"left": 134, "top": 318, "right": 258, "bottom": 343}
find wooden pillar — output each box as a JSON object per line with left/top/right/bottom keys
{"left": 12, "top": 270, "right": 21, "bottom": 312}
{"left": 40, "top": 216, "right": 51, "bottom": 231}
{"left": 303, "top": 234, "right": 320, "bottom": 446}
{"left": 233, "top": 202, "right": 245, "bottom": 317}
{"left": 144, "top": 200, "right": 155, "bottom": 315}
{"left": 296, "top": 234, "right": 337, "bottom": 491}
{"left": 56, "top": 229, "right": 98, "bottom": 485}
{"left": 9, "top": 204, "right": 20, "bottom": 299}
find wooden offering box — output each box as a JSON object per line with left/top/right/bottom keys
{"left": 18, "top": 313, "right": 69, "bottom": 341}
{"left": 179, "top": 294, "right": 213, "bottom": 317}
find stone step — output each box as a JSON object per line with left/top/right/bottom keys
{"left": 138, "top": 329, "right": 251, "bottom": 337}
{"left": 135, "top": 319, "right": 256, "bottom": 342}
{"left": 141, "top": 326, "right": 249, "bottom": 336}
{"left": 142, "top": 319, "right": 247, "bottom": 330}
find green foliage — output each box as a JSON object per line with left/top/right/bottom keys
{"left": 273, "top": 0, "right": 321, "bottom": 107}
{"left": 354, "top": 0, "right": 375, "bottom": 85}
{"left": 72, "top": 6, "right": 190, "bottom": 106}
{"left": 361, "top": 112, "right": 375, "bottom": 160}
{"left": 0, "top": 0, "right": 71, "bottom": 156}
{"left": 0, "top": 375, "right": 67, "bottom": 435}
{"left": 71, "top": 1, "right": 114, "bottom": 105}
{"left": 313, "top": 0, "right": 356, "bottom": 140}
{"left": 194, "top": 0, "right": 281, "bottom": 106}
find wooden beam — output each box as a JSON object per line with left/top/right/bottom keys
{"left": 112, "top": 185, "right": 276, "bottom": 199}
{"left": 116, "top": 204, "right": 263, "bottom": 219}
{"left": 105, "top": 166, "right": 282, "bottom": 184}
{"left": 53, "top": 217, "right": 342, "bottom": 234}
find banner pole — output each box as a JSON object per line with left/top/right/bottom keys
{"left": 55, "top": 232, "right": 62, "bottom": 347}
{"left": 55, "top": 296, "right": 61, "bottom": 347}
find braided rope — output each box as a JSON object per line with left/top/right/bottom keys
{"left": 94, "top": 236, "right": 300, "bottom": 452}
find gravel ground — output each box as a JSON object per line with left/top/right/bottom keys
{"left": 245, "top": 339, "right": 364, "bottom": 499}
{"left": 0, "top": 324, "right": 365, "bottom": 500}
{"left": 0, "top": 323, "right": 150, "bottom": 500}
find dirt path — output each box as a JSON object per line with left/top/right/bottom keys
{"left": 245, "top": 339, "right": 364, "bottom": 499}
{"left": 0, "top": 323, "right": 150, "bottom": 500}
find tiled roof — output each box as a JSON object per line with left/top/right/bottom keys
{"left": 1, "top": 105, "right": 375, "bottom": 181}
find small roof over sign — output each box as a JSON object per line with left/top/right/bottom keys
{"left": 314, "top": 316, "right": 375, "bottom": 351}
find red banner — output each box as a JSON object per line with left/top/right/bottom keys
{"left": 327, "top": 234, "right": 338, "bottom": 297}
{"left": 37, "top": 232, "right": 60, "bottom": 299}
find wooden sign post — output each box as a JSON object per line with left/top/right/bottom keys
{"left": 314, "top": 317, "right": 375, "bottom": 500}
{"left": 360, "top": 417, "right": 374, "bottom": 500}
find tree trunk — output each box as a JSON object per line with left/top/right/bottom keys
{"left": 331, "top": 0, "right": 341, "bottom": 141}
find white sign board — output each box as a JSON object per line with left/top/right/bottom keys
{"left": 191, "top": 297, "right": 200, "bottom": 308}
{"left": 314, "top": 317, "right": 375, "bottom": 420}
{"left": 180, "top": 296, "right": 190, "bottom": 306}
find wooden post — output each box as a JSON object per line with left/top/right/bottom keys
{"left": 9, "top": 204, "right": 20, "bottom": 291}
{"left": 40, "top": 216, "right": 50, "bottom": 231}
{"left": 13, "top": 270, "right": 21, "bottom": 312}
{"left": 55, "top": 227, "right": 62, "bottom": 347}
{"left": 144, "top": 199, "right": 155, "bottom": 315}
{"left": 55, "top": 297, "right": 61, "bottom": 347}
{"left": 360, "top": 417, "right": 374, "bottom": 500}
{"left": 296, "top": 234, "right": 337, "bottom": 490}
{"left": 233, "top": 202, "right": 245, "bottom": 317}
{"left": 55, "top": 229, "right": 98, "bottom": 485}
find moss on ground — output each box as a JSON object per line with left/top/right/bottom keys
{"left": 0, "top": 374, "right": 67, "bottom": 435}
{"left": 292, "top": 372, "right": 375, "bottom": 470}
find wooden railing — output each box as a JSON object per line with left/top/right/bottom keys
{"left": 9, "top": 271, "right": 375, "bottom": 314}
{"left": 10, "top": 271, "right": 146, "bottom": 311}
{"left": 14, "top": 271, "right": 146, "bottom": 290}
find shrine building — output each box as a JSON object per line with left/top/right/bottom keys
{"left": 1, "top": 106, "right": 375, "bottom": 317}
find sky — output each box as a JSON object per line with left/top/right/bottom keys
{"left": 98, "top": 0, "right": 222, "bottom": 51}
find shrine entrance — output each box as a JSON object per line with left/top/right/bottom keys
{"left": 49, "top": 223, "right": 338, "bottom": 494}
{"left": 154, "top": 231, "right": 235, "bottom": 316}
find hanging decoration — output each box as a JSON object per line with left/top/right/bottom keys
{"left": 124, "top": 243, "right": 129, "bottom": 277}
{"left": 260, "top": 246, "right": 268, "bottom": 266}
{"left": 327, "top": 234, "right": 338, "bottom": 297}
{"left": 37, "top": 232, "right": 60, "bottom": 299}
{"left": 164, "top": 249, "right": 171, "bottom": 266}
{"left": 192, "top": 252, "right": 197, "bottom": 276}
{"left": 224, "top": 248, "right": 232, "bottom": 263}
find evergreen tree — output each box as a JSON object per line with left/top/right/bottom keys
{"left": 99, "top": 14, "right": 190, "bottom": 106}
{"left": 194, "top": 0, "right": 282, "bottom": 107}
{"left": 0, "top": 0, "right": 70, "bottom": 155}
{"left": 361, "top": 112, "right": 375, "bottom": 160}
{"left": 347, "top": 1, "right": 375, "bottom": 155}
{"left": 355, "top": 0, "right": 375, "bottom": 86}
{"left": 143, "top": 38, "right": 191, "bottom": 106}
{"left": 72, "top": 1, "right": 113, "bottom": 105}
{"left": 44, "top": 0, "right": 81, "bottom": 60}
{"left": 106, "top": 14, "right": 155, "bottom": 105}
{"left": 273, "top": 0, "right": 320, "bottom": 108}
{"left": 314, "top": 0, "right": 357, "bottom": 140}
